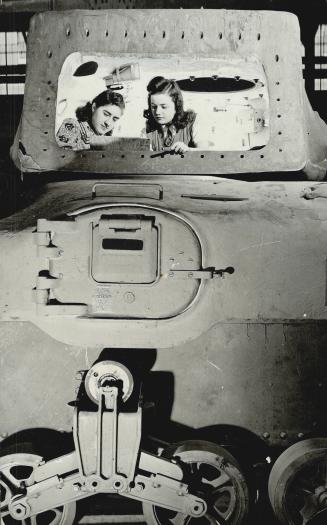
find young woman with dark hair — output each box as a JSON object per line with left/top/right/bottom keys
{"left": 145, "top": 76, "right": 205, "bottom": 153}
{"left": 56, "top": 89, "right": 125, "bottom": 150}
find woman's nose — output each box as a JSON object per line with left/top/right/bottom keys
{"left": 104, "top": 117, "right": 113, "bottom": 128}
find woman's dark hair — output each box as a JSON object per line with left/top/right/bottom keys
{"left": 145, "top": 76, "right": 195, "bottom": 132}
{"left": 76, "top": 89, "right": 125, "bottom": 134}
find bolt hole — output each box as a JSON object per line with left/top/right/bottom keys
{"left": 260, "top": 154, "right": 264, "bottom": 158}
{"left": 279, "top": 148, "right": 283, "bottom": 152}
{"left": 44, "top": 131, "right": 48, "bottom": 135}
{"left": 220, "top": 154, "right": 224, "bottom": 158}
{"left": 124, "top": 30, "right": 128, "bottom": 37}
{"left": 114, "top": 481, "right": 121, "bottom": 488}
{"left": 200, "top": 154, "right": 205, "bottom": 158}
{"left": 105, "top": 30, "right": 109, "bottom": 37}
{"left": 277, "top": 98, "right": 280, "bottom": 101}
{"left": 276, "top": 81, "right": 280, "bottom": 85}
{"left": 181, "top": 154, "right": 184, "bottom": 158}
{"left": 47, "top": 50, "right": 52, "bottom": 58}
{"left": 257, "top": 33, "right": 261, "bottom": 40}
{"left": 162, "top": 31, "right": 166, "bottom": 38}
{"left": 238, "top": 33, "right": 242, "bottom": 40}
{"left": 143, "top": 31, "right": 146, "bottom": 37}
{"left": 141, "top": 154, "right": 144, "bottom": 158}
{"left": 121, "top": 154, "right": 125, "bottom": 158}
{"left": 47, "top": 80, "right": 51, "bottom": 85}
{"left": 43, "top": 148, "right": 47, "bottom": 151}
{"left": 277, "top": 114, "right": 282, "bottom": 118}
{"left": 278, "top": 131, "right": 282, "bottom": 135}
{"left": 181, "top": 31, "right": 184, "bottom": 39}
{"left": 275, "top": 54, "right": 279, "bottom": 62}
{"left": 240, "top": 154, "right": 244, "bottom": 158}
{"left": 16, "top": 509, "right": 22, "bottom": 514}
{"left": 218, "top": 32, "right": 222, "bottom": 39}
{"left": 85, "top": 29, "right": 89, "bottom": 37}
{"left": 46, "top": 97, "right": 50, "bottom": 101}
{"left": 200, "top": 31, "right": 204, "bottom": 39}
{"left": 66, "top": 28, "right": 71, "bottom": 36}
{"left": 101, "top": 154, "right": 105, "bottom": 158}
{"left": 46, "top": 114, "right": 49, "bottom": 117}
{"left": 61, "top": 155, "right": 65, "bottom": 158}
{"left": 92, "top": 481, "right": 98, "bottom": 487}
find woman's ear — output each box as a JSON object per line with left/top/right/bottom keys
{"left": 91, "top": 102, "right": 96, "bottom": 113}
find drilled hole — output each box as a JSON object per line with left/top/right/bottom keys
{"left": 85, "top": 28, "right": 90, "bottom": 37}
{"left": 238, "top": 33, "right": 242, "bottom": 40}
{"left": 278, "top": 131, "right": 282, "bottom": 135}
{"left": 121, "top": 154, "right": 125, "bottom": 158}
{"left": 277, "top": 98, "right": 280, "bottom": 101}
{"left": 218, "top": 32, "right": 222, "bottom": 39}
{"left": 257, "top": 33, "right": 261, "bottom": 40}
{"left": 46, "top": 114, "right": 49, "bottom": 118}
{"left": 200, "top": 154, "right": 205, "bottom": 158}
{"left": 124, "top": 30, "right": 128, "bottom": 37}
{"left": 44, "top": 131, "right": 48, "bottom": 135}
{"left": 162, "top": 31, "right": 166, "bottom": 38}
{"left": 143, "top": 31, "right": 146, "bottom": 37}
{"left": 66, "top": 27, "right": 71, "bottom": 36}
{"left": 181, "top": 31, "right": 185, "bottom": 39}
{"left": 200, "top": 31, "right": 204, "bottom": 39}
{"left": 240, "top": 154, "right": 244, "bottom": 158}
{"left": 47, "top": 50, "right": 52, "bottom": 58}
{"left": 141, "top": 154, "right": 145, "bottom": 158}
{"left": 277, "top": 114, "right": 282, "bottom": 118}
{"left": 276, "top": 81, "right": 280, "bottom": 85}
{"left": 220, "top": 154, "right": 224, "bottom": 158}
{"left": 101, "top": 154, "right": 105, "bottom": 158}
{"left": 61, "top": 155, "right": 65, "bottom": 158}
{"left": 43, "top": 148, "right": 47, "bottom": 151}
{"left": 46, "top": 97, "right": 50, "bottom": 101}
{"left": 275, "top": 54, "right": 279, "bottom": 62}
{"left": 105, "top": 30, "right": 109, "bottom": 37}
{"left": 279, "top": 148, "right": 283, "bottom": 152}
{"left": 47, "top": 80, "right": 51, "bottom": 85}
{"left": 260, "top": 154, "right": 264, "bottom": 158}
{"left": 181, "top": 154, "right": 184, "bottom": 158}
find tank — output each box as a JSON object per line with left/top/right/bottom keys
{"left": 1, "top": 5, "right": 327, "bottom": 525}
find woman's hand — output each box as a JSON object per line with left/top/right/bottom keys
{"left": 170, "top": 142, "right": 189, "bottom": 154}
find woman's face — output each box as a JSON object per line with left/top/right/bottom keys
{"left": 91, "top": 103, "right": 123, "bottom": 135}
{"left": 150, "top": 93, "right": 176, "bottom": 125}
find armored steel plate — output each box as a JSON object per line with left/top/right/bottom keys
{"left": 15, "top": 9, "right": 307, "bottom": 174}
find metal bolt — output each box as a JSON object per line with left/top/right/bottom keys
{"left": 280, "top": 432, "right": 287, "bottom": 439}
{"left": 58, "top": 250, "right": 64, "bottom": 256}
{"left": 93, "top": 372, "right": 99, "bottom": 377}
{"left": 188, "top": 272, "right": 194, "bottom": 278}
{"left": 298, "top": 432, "right": 304, "bottom": 439}
{"left": 73, "top": 483, "right": 81, "bottom": 492}
{"left": 168, "top": 272, "right": 174, "bottom": 277}
{"left": 136, "top": 482, "right": 145, "bottom": 492}
{"left": 262, "top": 432, "right": 270, "bottom": 440}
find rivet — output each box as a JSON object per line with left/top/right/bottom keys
{"left": 93, "top": 372, "right": 99, "bottom": 377}
{"left": 262, "top": 432, "right": 270, "bottom": 439}
{"left": 280, "top": 432, "right": 287, "bottom": 439}
{"left": 298, "top": 432, "right": 304, "bottom": 439}
{"left": 168, "top": 272, "right": 174, "bottom": 277}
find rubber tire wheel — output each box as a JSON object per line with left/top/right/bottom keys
{"left": 143, "top": 439, "right": 249, "bottom": 525}
{"left": 268, "top": 438, "right": 327, "bottom": 525}
{"left": 0, "top": 442, "right": 76, "bottom": 525}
